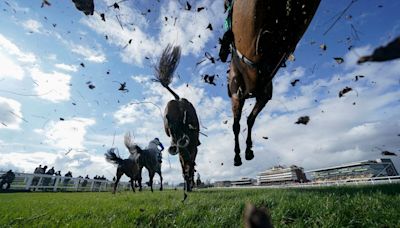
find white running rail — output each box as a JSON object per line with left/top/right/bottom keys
{"left": 220, "top": 175, "right": 400, "bottom": 189}
{"left": 0, "top": 171, "right": 131, "bottom": 192}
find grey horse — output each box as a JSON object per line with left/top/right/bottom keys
{"left": 124, "top": 133, "right": 163, "bottom": 192}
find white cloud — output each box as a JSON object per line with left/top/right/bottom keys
{"left": 0, "top": 33, "right": 36, "bottom": 63}
{"left": 36, "top": 117, "right": 96, "bottom": 150}
{"left": 55, "top": 63, "right": 78, "bottom": 72}
{"left": 81, "top": 0, "right": 224, "bottom": 65}
{"left": 30, "top": 68, "right": 71, "bottom": 102}
{"left": 0, "top": 53, "right": 24, "bottom": 80}
{"left": 0, "top": 97, "right": 23, "bottom": 130}
{"left": 158, "top": 0, "right": 224, "bottom": 56}
{"left": 22, "top": 19, "right": 43, "bottom": 33}
{"left": 81, "top": 11, "right": 157, "bottom": 66}
{"left": 71, "top": 44, "right": 106, "bottom": 63}
{"left": 131, "top": 75, "right": 150, "bottom": 84}
{"left": 0, "top": 152, "right": 58, "bottom": 173}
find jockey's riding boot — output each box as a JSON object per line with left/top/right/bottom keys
{"left": 219, "top": 30, "right": 233, "bottom": 63}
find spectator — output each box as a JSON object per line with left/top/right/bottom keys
{"left": 0, "top": 170, "right": 15, "bottom": 190}
{"left": 43, "top": 167, "right": 55, "bottom": 187}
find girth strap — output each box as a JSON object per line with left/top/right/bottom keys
{"left": 231, "top": 45, "right": 258, "bottom": 69}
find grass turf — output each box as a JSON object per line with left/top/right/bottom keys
{"left": 0, "top": 184, "right": 399, "bottom": 227}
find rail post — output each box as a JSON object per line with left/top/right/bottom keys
{"left": 53, "top": 177, "right": 60, "bottom": 192}
{"left": 90, "top": 180, "right": 95, "bottom": 192}
{"left": 74, "top": 178, "right": 79, "bottom": 191}
{"left": 36, "top": 177, "right": 43, "bottom": 191}
{"left": 25, "top": 175, "right": 33, "bottom": 190}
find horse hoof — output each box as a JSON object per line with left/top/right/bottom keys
{"left": 245, "top": 148, "right": 254, "bottom": 160}
{"left": 234, "top": 155, "right": 242, "bottom": 166}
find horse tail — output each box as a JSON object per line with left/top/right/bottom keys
{"left": 164, "top": 85, "right": 180, "bottom": 100}
{"left": 154, "top": 44, "right": 181, "bottom": 101}
{"left": 124, "top": 132, "right": 135, "bottom": 153}
{"left": 105, "top": 148, "right": 123, "bottom": 165}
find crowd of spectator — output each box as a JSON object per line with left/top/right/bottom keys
{"left": 1, "top": 166, "right": 112, "bottom": 191}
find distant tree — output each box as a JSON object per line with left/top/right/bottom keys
{"left": 196, "top": 173, "right": 202, "bottom": 187}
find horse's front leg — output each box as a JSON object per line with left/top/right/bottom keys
{"left": 180, "top": 155, "right": 192, "bottom": 192}
{"left": 231, "top": 95, "right": 245, "bottom": 166}
{"left": 245, "top": 83, "right": 272, "bottom": 160}
{"left": 229, "top": 63, "right": 245, "bottom": 166}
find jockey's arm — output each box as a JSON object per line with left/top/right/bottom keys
{"left": 158, "top": 142, "right": 164, "bottom": 152}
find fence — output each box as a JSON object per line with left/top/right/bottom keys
{"left": 0, "top": 171, "right": 131, "bottom": 192}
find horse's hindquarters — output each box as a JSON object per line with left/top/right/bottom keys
{"left": 232, "top": 0, "right": 321, "bottom": 62}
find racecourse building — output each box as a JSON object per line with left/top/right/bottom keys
{"left": 214, "top": 180, "right": 232, "bottom": 187}
{"left": 230, "top": 177, "right": 255, "bottom": 186}
{"left": 256, "top": 165, "right": 307, "bottom": 185}
{"left": 308, "top": 158, "right": 399, "bottom": 182}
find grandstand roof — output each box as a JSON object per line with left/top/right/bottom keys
{"left": 306, "top": 158, "right": 394, "bottom": 173}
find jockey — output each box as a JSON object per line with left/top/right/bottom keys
{"left": 148, "top": 138, "right": 164, "bottom": 163}
{"left": 219, "top": 0, "right": 234, "bottom": 62}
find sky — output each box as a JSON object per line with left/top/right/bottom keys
{"left": 0, "top": 0, "right": 399, "bottom": 184}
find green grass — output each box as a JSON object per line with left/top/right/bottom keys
{"left": 0, "top": 184, "right": 399, "bottom": 227}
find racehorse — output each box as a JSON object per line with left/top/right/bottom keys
{"left": 105, "top": 148, "right": 140, "bottom": 193}
{"left": 124, "top": 133, "right": 163, "bottom": 192}
{"left": 225, "top": 0, "right": 321, "bottom": 166}
{"left": 154, "top": 44, "right": 200, "bottom": 193}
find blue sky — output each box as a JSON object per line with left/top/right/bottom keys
{"left": 0, "top": 0, "right": 399, "bottom": 184}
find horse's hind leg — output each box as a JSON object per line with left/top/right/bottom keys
{"left": 245, "top": 83, "right": 272, "bottom": 160}
{"left": 113, "top": 169, "right": 123, "bottom": 194}
{"left": 149, "top": 171, "right": 155, "bottom": 192}
{"left": 158, "top": 171, "right": 163, "bottom": 191}
{"left": 138, "top": 166, "right": 143, "bottom": 191}
{"left": 130, "top": 179, "right": 135, "bottom": 192}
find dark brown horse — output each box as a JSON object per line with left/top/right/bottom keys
{"left": 154, "top": 45, "right": 200, "bottom": 193}
{"left": 226, "top": 0, "right": 320, "bottom": 166}
{"left": 105, "top": 148, "right": 140, "bottom": 194}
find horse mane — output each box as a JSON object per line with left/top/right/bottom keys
{"left": 154, "top": 44, "right": 181, "bottom": 100}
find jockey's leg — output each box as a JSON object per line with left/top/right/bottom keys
{"left": 219, "top": 30, "right": 233, "bottom": 62}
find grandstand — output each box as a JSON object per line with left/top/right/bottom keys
{"left": 214, "top": 180, "right": 232, "bottom": 187}
{"left": 256, "top": 165, "right": 307, "bottom": 185}
{"left": 230, "top": 177, "right": 255, "bottom": 186}
{"left": 308, "top": 158, "right": 399, "bottom": 182}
